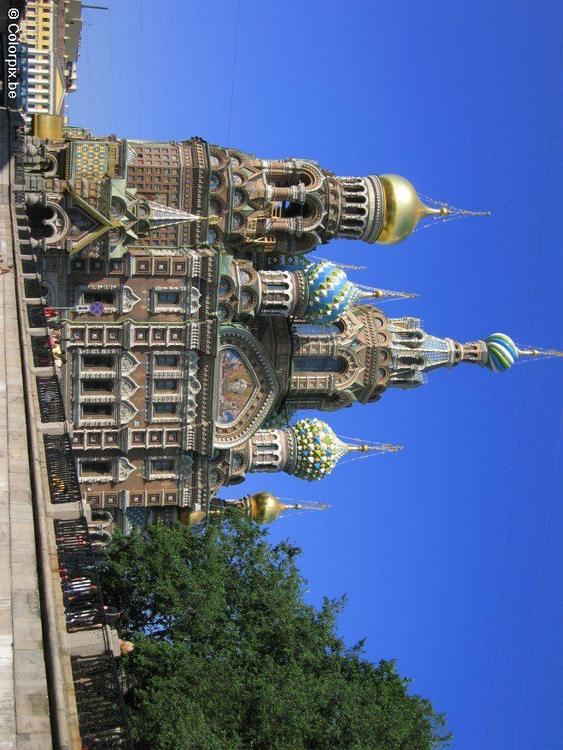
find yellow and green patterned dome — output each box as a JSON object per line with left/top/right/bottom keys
{"left": 292, "top": 418, "right": 354, "bottom": 481}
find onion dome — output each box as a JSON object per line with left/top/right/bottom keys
{"left": 292, "top": 419, "right": 343, "bottom": 480}
{"left": 178, "top": 509, "right": 207, "bottom": 527}
{"left": 485, "top": 333, "right": 519, "bottom": 372}
{"left": 290, "top": 418, "right": 400, "bottom": 481}
{"left": 376, "top": 174, "right": 448, "bottom": 245}
{"left": 485, "top": 333, "right": 563, "bottom": 372}
{"left": 247, "top": 492, "right": 288, "bottom": 524}
{"left": 304, "top": 261, "right": 362, "bottom": 323}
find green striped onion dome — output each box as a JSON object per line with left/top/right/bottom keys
{"left": 486, "top": 333, "right": 519, "bottom": 372}
{"left": 304, "top": 261, "right": 362, "bottom": 323}
{"left": 291, "top": 418, "right": 350, "bottom": 481}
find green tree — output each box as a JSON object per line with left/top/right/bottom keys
{"left": 100, "top": 516, "right": 451, "bottom": 750}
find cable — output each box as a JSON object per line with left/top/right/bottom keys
{"left": 483, "top": 25, "right": 563, "bottom": 749}
{"left": 512, "top": 408, "right": 562, "bottom": 749}
{"left": 226, "top": 0, "right": 242, "bottom": 146}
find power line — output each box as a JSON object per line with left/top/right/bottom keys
{"left": 226, "top": 0, "right": 242, "bottom": 145}
{"left": 513, "top": 408, "right": 563, "bottom": 749}
{"left": 483, "top": 24, "right": 563, "bottom": 749}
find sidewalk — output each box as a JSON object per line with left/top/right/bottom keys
{"left": 0, "top": 108, "right": 51, "bottom": 750}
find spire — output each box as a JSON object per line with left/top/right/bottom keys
{"left": 302, "top": 261, "right": 416, "bottom": 323}
{"left": 179, "top": 492, "right": 329, "bottom": 526}
{"left": 145, "top": 199, "right": 202, "bottom": 229}
{"left": 374, "top": 174, "right": 490, "bottom": 245}
{"left": 358, "top": 286, "right": 418, "bottom": 301}
{"left": 241, "top": 492, "right": 329, "bottom": 524}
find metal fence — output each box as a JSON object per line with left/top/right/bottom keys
{"left": 55, "top": 517, "right": 133, "bottom": 748}
{"left": 31, "top": 335, "right": 54, "bottom": 367}
{"left": 27, "top": 303, "right": 47, "bottom": 328}
{"left": 28, "top": 316, "right": 133, "bottom": 746}
{"left": 24, "top": 277, "right": 42, "bottom": 298}
{"left": 43, "top": 434, "right": 82, "bottom": 503}
{"left": 71, "top": 654, "right": 133, "bottom": 750}
{"left": 36, "top": 376, "right": 66, "bottom": 422}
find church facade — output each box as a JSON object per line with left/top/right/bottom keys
{"left": 21, "top": 119, "right": 531, "bottom": 530}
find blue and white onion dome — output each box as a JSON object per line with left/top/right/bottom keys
{"left": 291, "top": 418, "right": 401, "bottom": 481}
{"left": 304, "top": 261, "right": 363, "bottom": 323}
{"left": 485, "top": 332, "right": 563, "bottom": 372}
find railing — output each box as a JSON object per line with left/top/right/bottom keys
{"left": 36, "top": 375, "right": 66, "bottom": 422}
{"left": 9, "top": 111, "right": 133, "bottom": 749}
{"left": 55, "top": 518, "right": 111, "bottom": 631}
{"left": 31, "top": 334, "right": 54, "bottom": 367}
{"left": 55, "top": 517, "right": 133, "bottom": 749}
{"left": 71, "top": 654, "right": 133, "bottom": 749}
{"left": 43, "top": 434, "right": 82, "bottom": 503}
{"left": 27, "top": 303, "right": 47, "bottom": 327}
{"left": 24, "top": 277, "right": 42, "bottom": 298}
{"left": 33, "top": 323, "right": 133, "bottom": 745}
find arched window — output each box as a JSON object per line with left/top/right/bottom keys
{"left": 293, "top": 356, "right": 346, "bottom": 373}
{"left": 294, "top": 323, "right": 341, "bottom": 337}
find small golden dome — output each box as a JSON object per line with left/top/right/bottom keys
{"left": 249, "top": 492, "right": 287, "bottom": 524}
{"left": 377, "top": 174, "right": 446, "bottom": 245}
{"left": 178, "top": 509, "right": 207, "bottom": 527}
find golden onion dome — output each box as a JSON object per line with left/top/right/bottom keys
{"left": 377, "top": 174, "right": 447, "bottom": 245}
{"left": 249, "top": 492, "right": 287, "bottom": 524}
{"left": 178, "top": 509, "right": 207, "bottom": 527}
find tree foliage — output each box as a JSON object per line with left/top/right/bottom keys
{"left": 100, "top": 516, "right": 451, "bottom": 750}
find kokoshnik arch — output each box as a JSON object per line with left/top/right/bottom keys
{"left": 23, "top": 116, "right": 560, "bottom": 531}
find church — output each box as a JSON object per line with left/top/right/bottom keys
{"left": 22, "top": 117, "right": 543, "bottom": 531}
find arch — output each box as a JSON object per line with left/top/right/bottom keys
{"left": 298, "top": 163, "right": 324, "bottom": 191}
{"left": 28, "top": 202, "right": 69, "bottom": 245}
{"left": 293, "top": 355, "right": 347, "bottom": 374}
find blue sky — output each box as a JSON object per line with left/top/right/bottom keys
{"left": 70, "top": 2, "right": 563, "bottom": 747}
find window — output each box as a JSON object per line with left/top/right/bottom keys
{"left": 80, "top": 460, "right": 112, "bottom": 477}
{"left": 81, "top": 403, "right": 113, "bottom": 417}
{"left": 156, "top": 291, "right": 180, "bottom": 305}
{"left": 153, "top": 402, "right": 177, "bottom": 415}
{"left": 83, "top": 354, "right": 113, "bottom": 369}
{"left": 82, "top": 379, "right": 114, "bottom": 393}
{"left": 166, "top": 431, "right": 179, "bottom": 443}
{"left": 293, "top": 356, "right": 347, "bottom": 373}
{"left": 154, "top": 379, "right": 178, "bottom": 391}
{"left": 83, "top": 290, "right": 114, "bottom": 304}
{"left": 155, "top": 354, "right": 179, "bottom": 368}
{"left": 151, "top": 458, "right": 175, "bottom": 473}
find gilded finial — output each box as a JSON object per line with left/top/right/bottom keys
{"left": 375, "top": 173, "right": 489, "bottom": 244}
